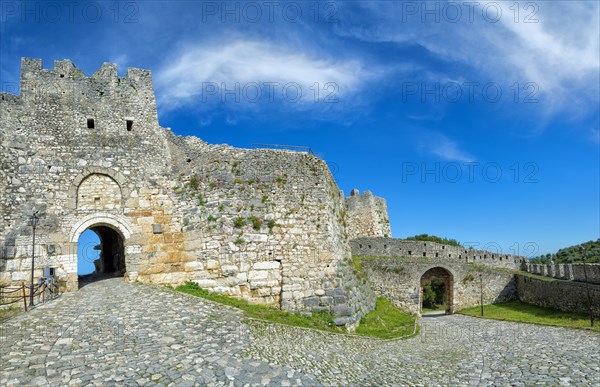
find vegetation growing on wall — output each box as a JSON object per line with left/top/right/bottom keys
{"left": 405, "top": 234, "right": 462, "bottom": 247}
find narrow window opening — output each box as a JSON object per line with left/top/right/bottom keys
{"left": 442, "top": 245, "right": 445, "bottom": 249}
{"left": 384, "top": 244, "right": 387, "bottom": 249}
{"left": 368, "top": 245, "right": 371, "bottom": 249}
{"left": 126, "top": 119, "right": 133, "bottom": 131}
{"left": 359, "top": 244, "right": 362, "bottom": 248}
{"left": 60, "top": 74, "right": 64, "bottom": 78}
{"left": 435, "top": 253, "right": 439, "bottom": 258}
{"left": 87, "top": 118, "right": 95, "bottom": 129}
{"left": 408, "top": 251, "right": 412, "bottom": 256}
{"left": 422, "top": 252, "right": 427, "bottom": 257}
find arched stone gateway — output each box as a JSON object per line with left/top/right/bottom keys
{"left": 419, "top": 266, "right": 455, "bottom": 315}
{"left": 69, "top": 214, "right": 133, "bottom": 287}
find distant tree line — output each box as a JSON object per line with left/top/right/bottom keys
{"left": 405, "top": 234, "right": 462, "bottom": 247}
{"left": 530, "top": 239, "right": 600, "bottom": 264}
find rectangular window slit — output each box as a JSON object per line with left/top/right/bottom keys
{"left": 87, "top": 118, "right": 95, "bottom": 129}
{"left": 126, "top": 119, "right": 133, "bottom": 131}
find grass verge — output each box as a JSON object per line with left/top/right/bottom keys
{"left": 422, "top": 306, "right": 443, "bottom": 314}
{"left": 355, "top": 297, "right": 417, "bottom": 339}
{"left": 176, "top": 282, "right": 338, "bottom": 332}
{"left": 175, "top": 282, "right": 417, "bottom": 338}
{"left": 0, "top": 306, "right": 23, "bottom": 322}
{"left": 459, "top": 300, "right": 599, "bottom": 332}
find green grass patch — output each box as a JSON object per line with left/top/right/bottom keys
{"left": 459, "top": 300, "right": 599, "bottom": 332}
{"left": 176, "top": 283, "right": 417, "bottom": 338}
{"left": 515, "top": 272, "right": 557, "bottom": 282}
{"left": 176, "top": 282, "right": 338, "bottom": 332}
{"left": 0, "top": 306, "right": 23, "bottom": 321}
{"left": 355, "top": 297, "right": 417, "bottom": 339}
{"left": 422, "top": 306, "right": 443, "bottom": 313}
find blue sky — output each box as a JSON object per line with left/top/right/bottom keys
{"left": 1, "top": 1, "right": 598, "bottom": 262}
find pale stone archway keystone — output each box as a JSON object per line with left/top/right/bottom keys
{"left": 69, "top": 213, "right": 133, "bottom": 243}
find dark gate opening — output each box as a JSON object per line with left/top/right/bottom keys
{"left": 420, "top": 267, "right": 453, "bottom": 315}
{"left": 78, "top": 225, "right": 125, "bottom": 287}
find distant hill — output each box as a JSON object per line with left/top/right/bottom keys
{"left": 404, "top": 234, "right": 462, "bottom": 247}
{"left": 530, "top": 239, "right": 600, "bottom": 264}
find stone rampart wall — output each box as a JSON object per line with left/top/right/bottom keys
{"left": 516, "top": 274, "right": 600, "bottom": 316}
{"left": 351, "top": 237, "right": 526, "bottom": 270}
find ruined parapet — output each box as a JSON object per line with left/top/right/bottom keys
{"left": 522, "top": 262, "right": 600, "bottom": 284}
{"left": 345, "top": 189, "right": 391, "bottom": 239}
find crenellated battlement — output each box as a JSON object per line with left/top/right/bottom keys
{"left": 10, "top": 57, "right": 161, "bottom": 139}
{"left": 350, "top": 237, "right": 527, "bottom": 269}
{"left": 19, "top": 57, "right": 152, "bottom": 86}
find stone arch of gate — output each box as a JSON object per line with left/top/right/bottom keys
{"left": 69, "top": 213, "right": 133, "bottom": 243}
{"left": 418, "top": 265, "right": 456, "bottom": 315}
{"left": 66, "top": 167, "right": 129, "bottom": 209}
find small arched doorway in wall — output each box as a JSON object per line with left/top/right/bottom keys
{"left": 77, "top": 224, "right": 126, "bottom": 286}
{"left": 420, "top": 267, "right": 454, "bottom": 315}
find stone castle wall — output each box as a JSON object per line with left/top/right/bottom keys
{"left": 516, "top": 274, "right": 600, "bottom": 316}
{"left": 345, "top": 189, "right": 391, "bottom": 239}
{"left": 359, "top": 257, "right": 517, "bottom": 314}
{"left": 0, "top": 58, "right": 375, "bottom": 326}
{"left": 351, "top": 237, "right": 527, "bottom": 270}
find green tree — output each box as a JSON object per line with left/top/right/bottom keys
{"left": 422, "top": 282, "right": 436, "bottom": 309}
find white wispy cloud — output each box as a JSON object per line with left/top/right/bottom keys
{"left": 333, "top": 1, "right": 599, "bottom": 118}
{"left": 155, "top": 40, "right": 375, "bottom": 112}
{"left": 417, "top": 130, "right": 475, "bottom": 163}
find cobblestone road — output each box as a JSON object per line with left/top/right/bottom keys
{"left": 1, "top": 278, "right": 598, "bottom": 386}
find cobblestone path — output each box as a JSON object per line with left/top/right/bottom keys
{"left": 1, "top": 278, "right": 599, "bottom": 386}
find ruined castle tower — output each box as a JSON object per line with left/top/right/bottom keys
{"left": 345, "top": 189, "right": 391, "bottom": 240}
{"left": 0, "top": 58, "right": 379, "bottom": 326}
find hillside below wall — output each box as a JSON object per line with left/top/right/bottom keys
{"left": 516, "top": 274, "right": 600, "bottom": 316}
